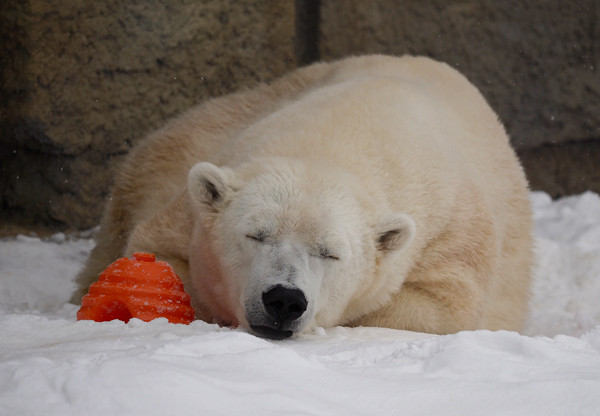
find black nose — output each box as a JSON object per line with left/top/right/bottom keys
{"left": 262, "top": 285, "right": 308, "bottom": 327}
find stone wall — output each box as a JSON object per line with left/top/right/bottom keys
{"left": 318, "top": 0, "right": 599, "bottom": 198}
{"left": 320, "top": 0, "right": 599, "bottom": 148}
{"left": 1, "top": 0, "right": 295, "bottom": 229}
{"left": 1, "top": 0, "right": 598, "bottom": 230}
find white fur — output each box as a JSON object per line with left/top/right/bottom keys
{"left": 75, "top": 55, "right": 532, "bottom": 337}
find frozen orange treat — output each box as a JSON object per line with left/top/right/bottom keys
{"left": 77, "top": 252, "right": 195, "bottom": 324}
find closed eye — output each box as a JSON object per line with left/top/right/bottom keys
{"left": 317, "top": 245, "right": 339, "bottom": 260}
{"left": 246, "top": 231, "right": 267, "bottom": 242}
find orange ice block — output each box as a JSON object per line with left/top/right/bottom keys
{"left": 77, "top": 252, "right": 195, "bottom": 324}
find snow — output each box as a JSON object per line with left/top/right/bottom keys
{"left": 1, "top": 191, "right": 600, "bottom": 415}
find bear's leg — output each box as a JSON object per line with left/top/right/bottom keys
{"left": 351, "top": 267, "right": 487, "bottom": 334}
{"left": 353, "top": 199, "right": 496, "bottom": 335}
{"left": 122, "top": 192, "right": 213, "bottom": 323}
{"left": 353, "top": 184, "right": 512, "bottom": 334}
{"left": 70, "top": 198, "right": 131, "bottom": 303}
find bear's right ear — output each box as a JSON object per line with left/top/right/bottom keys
{"left": 187, "top": 162, "right": 236, "bottom": 211}
{"left": 375, "top": 213, "right": 416, "bottom": 254}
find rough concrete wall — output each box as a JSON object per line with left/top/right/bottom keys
{"left": 1, "top": 1, "right": 599, "bottom": 231}
{"left": 518, "top": 139, "right": 600, "bottom": 198}
{"left": 318, "top": 0, "right": 600, "bottom": 197}
{"left": 320, "top": 0, "right": 599, "bottom": 148}
{"left": 1, "top": 0, "right": 295, "bottom": 229}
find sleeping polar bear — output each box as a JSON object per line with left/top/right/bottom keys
{"left": 74, "top": 55, "right": 533, "bottom": 340}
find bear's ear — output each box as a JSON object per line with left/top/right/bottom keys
{"left": 187, "top": 162, "right": 236, "bottom": 211}
{"left": 375, "top": 213, "right": 416, "bottom": 253}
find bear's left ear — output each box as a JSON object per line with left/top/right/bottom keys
{"left": 375, "top": 213, "right": 416, "bottom": 253}
{"left": 187, "top": 162, "right": 237, "bottom": 212}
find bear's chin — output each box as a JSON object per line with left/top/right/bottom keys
{"left": 250, "top": 325, "right": 295, "bottom": 340}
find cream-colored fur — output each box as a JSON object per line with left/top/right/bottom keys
{"left": 73, "top": 55, "right": 533, "bottom": 336}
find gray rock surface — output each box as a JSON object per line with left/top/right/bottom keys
{"left": 1, "top": 0, "right": 598, "bottom": 231}
{"left": 1, "top": 0, "right": 295, "bottom": 229}
{"left": 320, "top": 0, "right": 599, "bottom": 148}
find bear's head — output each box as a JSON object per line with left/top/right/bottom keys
{"left": 187, "top": 159, "right": 415, "bottom": 339}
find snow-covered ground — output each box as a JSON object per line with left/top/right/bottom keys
{"left": 1, "top": 191, "right": 600, "bottom": 415}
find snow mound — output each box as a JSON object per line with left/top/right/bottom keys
{"left": 527, "top": 191, "right": 600, "bottom": 336}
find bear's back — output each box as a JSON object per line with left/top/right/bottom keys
{"left": 221, "top": 56, "right": 528, "bottom": 242}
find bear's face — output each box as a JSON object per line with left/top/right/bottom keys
{"left": 187, "top": 161, "right": 415, "bottom": 339}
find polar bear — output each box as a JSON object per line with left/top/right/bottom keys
{"left": 74, "top": 55, "right": 533, "bottom": 339}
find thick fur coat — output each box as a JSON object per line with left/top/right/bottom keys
{"left": 74, "top": 55, "right": 533, "bottom": 339}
